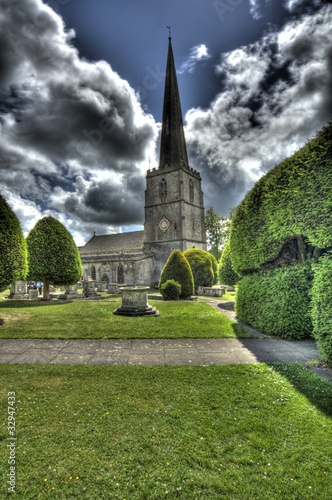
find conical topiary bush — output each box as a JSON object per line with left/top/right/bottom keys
{"left": 159, "top": 250, "right": 194, "bottom": 299}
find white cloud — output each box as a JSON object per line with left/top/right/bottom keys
{"left": 283, "top": 0, "right": 321, "bottom": 12}
{"left": 186, "top": 5, "right": 332, "bottom": 215}
{"left": 249, "top": 0, "right": 264, "bottom": 20}
{"left": 179, "top": 44, "right": 211, "bottom": 73}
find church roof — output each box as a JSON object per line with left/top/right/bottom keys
{"left": 159, "top": 37, "right": 189, "bottom": 170}
{"left": 80, "top": 231, "right": 144, "bottom": 255}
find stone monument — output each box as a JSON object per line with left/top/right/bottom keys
{"left": 113, "top": 286, "right": 159, "bottom": 316}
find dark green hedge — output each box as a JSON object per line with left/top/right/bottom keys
{"left": 0, "top": 194, "right": 28, "bottom": 292}
{"left": 236, "top": 264, "right": 313, "bottom": 339}
{"left": 183, "top": 248, "right": 216, "bottom": 288}
{"left": 218, "top": 240, "right": 239, "bottom": 286}
{"left": 311, "top": 252, "right": 332, "bottom": 362}
{"left": 159, "top": 250, "right": 194, "bottom": 299}
{"left": 230, "top": 124, "right": 332, "bottom": 275}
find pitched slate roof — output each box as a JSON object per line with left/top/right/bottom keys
{"left": 80, "top": 231, "right": 144, "bottom": 255}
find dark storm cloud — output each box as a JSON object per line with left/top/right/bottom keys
{"left": 0, "top": 0, "right": 157, "bottom": 243}
{"left": 49, "top": 172, "right": 145, "bottom": 226}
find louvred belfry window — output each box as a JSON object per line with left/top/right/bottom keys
{"left": 159, "top": 178, "right": 167, "bottom": 203}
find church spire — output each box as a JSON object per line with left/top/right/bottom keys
{"left": 159, "top": 36, "right": 189, "bottom": 170}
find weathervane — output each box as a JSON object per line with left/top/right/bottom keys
{"left": 167, "top": 25, "right": 171, "bottom": 38}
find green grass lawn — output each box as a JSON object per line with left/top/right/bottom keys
{"left": 0, "top": 364, "right": 331, "bottom": 499}
{"left": 0, "top": 297, "right": 251, "bottom": 339}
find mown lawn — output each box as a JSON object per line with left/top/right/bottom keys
{"left": 0, "top": 297, "right": 251, "bottom": 339}
{"left": 0, "top": 364, "right": 331, "bottom": 499}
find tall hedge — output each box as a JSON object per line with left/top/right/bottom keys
{"left": 27, "top": 216, "right": 82, "bottom": 300}
{"left": 230, "top": 123, "right": 332, "bottom": 275}
{"left": 0, "top": 194, "right": 28, "bottom": 292}
{"left": 228, "top": 123, "right": 332, "bottom": 351}
{"left": 311, "top": 252, "right": 332, "bottom": 362}
{"left": 218, "top": 240, "right": 239, "bottom": 286}
{"left": 159, "top": 250, "right": 194, "bottom": 299}
{"left": 183, "top": 248, "right": 217, "bottom": 289}
{"left": 236, "top": 264, "right": 313, "bottom": 339}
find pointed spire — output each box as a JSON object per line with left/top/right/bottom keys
{"left": 159, "top": 37, "right": 189, "bottom": 170}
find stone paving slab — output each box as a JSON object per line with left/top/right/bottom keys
{"left": 9, "top": 349, "right": 62, "bottom": 364}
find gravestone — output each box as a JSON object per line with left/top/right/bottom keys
{"left": 28, "top": 289, "right": 39, "bottom": 300}
{"left": 96, "top": 281, "right": 107, "bottom": 292}
{"left": 9, "top": 281, "right": 28, "bottom": 299}
{"left": 107, "top": 283, "right": 118, "bottom": 294}
{"left": 113, "top": 286, "right": 159, "bottom": 316}
{"left": 58, "top": 283, "right": 78, "bottom": 299}
{"left": 83, "top": 278, "right": 98, "bottom": 297}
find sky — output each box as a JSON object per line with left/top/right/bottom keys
{"left": 0, "top": 0, "right": 331, "bottom": 246}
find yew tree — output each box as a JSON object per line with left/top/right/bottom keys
{"left": 159, "top": 250, "right": 194, "bottom": 299}
{"left": 205, "top": 207, "right": 230, "bottom": 261}
{"left": 218, "top": 240, "right": 239, "bottom": 286}
{"left": 0, "top": 194, "right": 28, "bottom": 292}
{"left": 26, "top": 216, "right": 82, "bottom": 300}
{"left": 183, "top": 248, "right": 217, "bottom": 289}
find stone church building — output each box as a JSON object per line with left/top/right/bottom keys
{"left": 80, "top": 37, "right": 207, "bottom": 287}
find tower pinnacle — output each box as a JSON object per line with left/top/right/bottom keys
{"left": 159, "top": 37, "right": 189, "bottom": 170}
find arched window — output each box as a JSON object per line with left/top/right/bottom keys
{"left": 189, "top": 179, "right": 194, "bottom": 203}
{"left": 159, "top": 178, "right": 167, "bottom": 203}
{"left": 90, "top": 265, "right": 96, "bottom": 280}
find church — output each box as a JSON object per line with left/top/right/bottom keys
{"left": 80, "top": 37, "right": 207, "bottom": 287}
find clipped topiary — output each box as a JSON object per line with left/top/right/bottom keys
{"left": 230, "top": 123, "right": 332, "bottom": 275}
{"left": 311, "top": 252, "right": 332, "bottom": 363}
{"left": 218, "top": 240, "right": 239, "bottom": 286}
{"left": 0, "top": 194, "right": 28, "bottom": 292}
{"left": 183, "top": 248, "right": 216, "bottom": 289}
{"left": 27, "top": 216, "right": 83, "bottom": 300}
{"left": 160, "top": 279, "right": 181, "bottom": 301}
{"left": 159, "top": 250, "right": 194, "bottom": 299}
{"left": 236, "top": 263, "right": 313, "bottom": 339}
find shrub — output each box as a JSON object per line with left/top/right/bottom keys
{"left": 236, "top": 264, "right": 313, "bottom": 339}
{"left": 183, "top": 248, "right": 216, "bottom": 289}
{"left": 0, "top": 194, "right": 28, "bottom": 292}
{"left": 27, "top": 216, "right": 82, "bottom": 300}
{"left": 159, "top": 250, "right": 194, "bottom": 299}
{"left": 311, "top": 252, "right": 332, "bottom": 362}
{"left": 218, "top": 240, "right": 239, "bottom": 286}
{"left": 160, "top": 279, "right": 181, "bottom": 301}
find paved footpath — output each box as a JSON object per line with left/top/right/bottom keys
{"left": 0, "top": 300, "right": 331, "bottom": 382}
{"left": 0, "top": 337, "right": 322, "bottom": 367}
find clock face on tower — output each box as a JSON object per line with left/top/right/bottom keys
{"left": 157, "top": 215, "right": 172, "bottom": 234}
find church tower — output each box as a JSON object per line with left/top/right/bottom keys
{"left": 143, "top": 36, "right": 207, "bottom": 282}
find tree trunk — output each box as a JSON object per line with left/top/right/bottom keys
{"left": 43, "top": 279, "right": 50, "bottom": 301}
{"left": 296, "top": 236, "right": 306, "bottom": 263}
